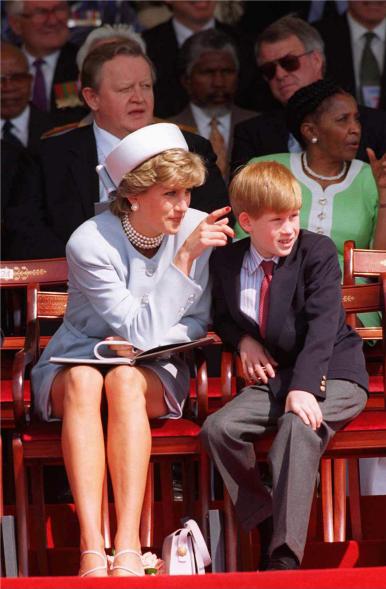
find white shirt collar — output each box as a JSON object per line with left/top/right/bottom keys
{"left": 24, "top": 48, "right": 60, "bottom": 69}
{"left": 172, "top": 17, "right": 216, "bottom": 47}
{"left": 347, "top": 12, "right": 386, "bottom": 43}
{"left": 1, "top": 105, "right": 30, "bottom": 147}
{"left": 244, "top": 243, "right": 278, "bottom": 274}
{"left": 93, "top": 122, "right": 122, "bottom": 202}
{"left": 190, "top": 102, "right": 231, "bottom": 146}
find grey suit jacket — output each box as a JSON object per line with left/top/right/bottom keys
{"left": 31, "top": 208, "right": 212, "bottom": 421}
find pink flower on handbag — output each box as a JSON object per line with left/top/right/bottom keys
{"left": 141, "top": 551, "right": 166, "bottom": 575}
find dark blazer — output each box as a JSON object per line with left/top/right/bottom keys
{"left": 27, "top": 104, "right": 55, "bottom": 155}
{"left": 314, "top": 13, "right": 386, "bottom": 110}
{"left": 230, "top": 105, "right": 386, "bottom": 174}
{"left": 6, "top": 124, "right": 229, "bottom": 260}
{"left": 170, "top": 103, "right": 257, "bottom": 168}
{"left": 210, "top": 230, "right": 368, "bottom": 400}
{"left": 143, "top": 19, "right": 258, "bottom": 118}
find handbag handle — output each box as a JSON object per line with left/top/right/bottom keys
{"left": 181, "top": 519, "right": 211, "bottom": 566}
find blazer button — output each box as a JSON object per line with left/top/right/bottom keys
{"left": 145, "top": 266, "right": 155, "bottom": 277}
{"left": 187, "top": 294, "right": 195, "bottom": 303}
{"left": 141, "top": 294, "right": 149, "bottom": 305}
{"left": 320, "top": 385, "right": 326, "bottom": 392}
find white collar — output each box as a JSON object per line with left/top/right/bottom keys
{"left": 244, "top": 244, "right": 278, "bottom": 274}
{"left": 24, "top": 47, "right": 60, "bottom": 68}
{"left": 172, "top": 17, "right": 216, "bottom": 47}
{"left": 347, "top": 12, "right": 386, "bottom": 43}
{"left": 1, "top": 104, "right": 30, "bottom": 134}
{"left": 290, "top": 152, "right": 364, "bottom": 196}
{"left": 93, "top": 121, "right": 121, "bottom": 162}
{"left": 190, "top": 103, "right": 231, "bottom": 125}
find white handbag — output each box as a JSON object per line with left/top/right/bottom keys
{"left": 162, "top": 518, "right": 212, "bottom": 575}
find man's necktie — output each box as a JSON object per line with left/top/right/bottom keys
{"left": 32, "top": 58, "right": 48, "bottom": 111}
{"left": 258, "top": 260, "right": 274, "bottom": 339}
{"left": 209, "top": 117, "right": 227, "bottom": 178}
{"left": 2, "top": 120, "right": 23, "bottom": 147}
{"left": 359, "top": 31, "right": 381, "bottom": 106}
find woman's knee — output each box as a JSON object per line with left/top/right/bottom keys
{"left": 104, "top": 366, "right": 147, "bottom": 409}
{"left": 62, "top": 366, "right": 104, "bottom": 412}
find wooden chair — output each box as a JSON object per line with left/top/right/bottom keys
{"left": 2, "top": 258, "right": 209, "bottom": 576}
{"left": 320, "top": 242, "right": 386, "bottom": 543}
{"left": 218, "top": 277, "right": 386, "bottom": 570}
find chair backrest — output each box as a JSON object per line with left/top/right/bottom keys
{"left": 343, "top": 240, "right": 386, "bottom": 284}
{"left": 0, "top": 259, "right": 69, "bottom": 428}
{"left": 341, "top": 278, "right": 386, "bottom": 409}
{"left": 1, "top": 258, "right": 68, "bottom": 347}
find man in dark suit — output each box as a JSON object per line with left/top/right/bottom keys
{"left": 230, "top": 15, "right": 386, "bottom": 173}
{"left": 201, "top": 161, "right": 368, "bottom": 570}
{"left": 170, "top": 29, "right": 256, "bottom": 179}
{"left": 1, "top": 41, "right": 54, "bottom": 155}
{"left": 6, "top": 0, "right": 83, "bottom": 124}
{"left": 314, "top": 1, "right": 386, "bottom": 110}
{"left": 5, "top": 40, "right": 228, "bottom": 260}
{"left": 142, "top": 0, "right": 258, "bottom": 118}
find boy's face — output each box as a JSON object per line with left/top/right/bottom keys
{"left": 239, "top": 208, "right": 300, "bottom": 258}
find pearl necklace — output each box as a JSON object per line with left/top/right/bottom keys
{"left": 302, "top": 152, "right": 347, "bottom": 181}
{"left": 121, "top": 214, "right": 164, "bottom": 250}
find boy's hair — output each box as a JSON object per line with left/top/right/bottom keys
{"left": 111, "top": 148, "right": 206, "bottom": 216}
{"left": 229, "top": 161, "right": 302, "bottom": 218}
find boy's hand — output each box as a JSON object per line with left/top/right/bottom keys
{"left": 285, "top": 390, "right": 323, "bottom": 431}
{"left": 239, "top": 334, "right": 278, "bottom": 384}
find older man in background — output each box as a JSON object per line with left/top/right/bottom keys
{"left": 230, "top": 15, "right": 386, "bottom": 173}
{"left": 143, "top": 0, "right": 258, "bottom": 118}
{"left": 5, "top": 40, "right": 228, "bottom": 260}
{"left": 171, "top": 29, "right": 256, "bottom": 179}
{"left": 1, "top": 41, "right": 54, "bottom": 154}
{"left": 315, "top": 0, "right": 386, "bottom": 110}
{"left": 5, "top": 0, "right": 82, "bottom": 123}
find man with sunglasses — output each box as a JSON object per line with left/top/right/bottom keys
{"left": 5, "top": 0, "right": 84, "bottom": 125}
{"left": 231, "top": 15, "right": 386, "bottom": 174}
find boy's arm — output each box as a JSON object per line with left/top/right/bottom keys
{"left": 288, "top": 237, "right": 343, "bottom": 398}
{"left": 210, "top": 257, "right": 246, "bottom": 349}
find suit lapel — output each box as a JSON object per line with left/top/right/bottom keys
{"left": 68, "top": 127, "right": 99, "bottom": 218}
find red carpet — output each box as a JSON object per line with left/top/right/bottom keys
{"left": 3, "top": 567, "right": 386, "bottom": 589}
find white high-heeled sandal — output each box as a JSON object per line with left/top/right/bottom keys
{"left": 111, "top": 548, "right": 145, "bottom": 576}
{"left": 79, "top": 550, "right": 108, "bottom": 577}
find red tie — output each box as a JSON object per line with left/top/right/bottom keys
{"left": 258, "top": 260, "right": 274, "bottom": 338}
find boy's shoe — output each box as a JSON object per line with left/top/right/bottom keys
{"left": 266, "top": 544, "right": 299, "bottom": 571}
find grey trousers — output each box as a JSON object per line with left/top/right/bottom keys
{"left": 201, "top": 380, "right": 367, "bottom": 563}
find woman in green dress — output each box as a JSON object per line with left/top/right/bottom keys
{"left": 235, "top": 79, "right": 386, "bottom": 269}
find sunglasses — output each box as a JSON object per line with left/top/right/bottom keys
{"left": 258, "top": 51, "right": 313, "bottom": 81}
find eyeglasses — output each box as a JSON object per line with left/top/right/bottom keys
{"left": 0, "top": 73, "right": 32, "bottom": 86}
{"left": 21, "top": 4, "right": 69, "bottom": 24}
{"left": 258, "top": 51, "right": 313, "bottom": 81}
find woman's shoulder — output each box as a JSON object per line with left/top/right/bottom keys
{"left": 248, "top": 153, "right": 291, "bottom": 166}
{"left": 66, "top": 211, "right": 121, "bottom": 256}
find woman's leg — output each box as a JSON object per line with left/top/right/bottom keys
{"left": 51, "top": 366, "right": 107, "bottom": 575}
{"left": 104, "top": 365, "right": 167, "bottom": 576}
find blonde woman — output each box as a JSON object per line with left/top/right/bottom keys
{"left": 31, "top": 123, "right": 233, "bottom": 577}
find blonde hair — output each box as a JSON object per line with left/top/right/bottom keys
{"left": 111, "top": 148, "right": 206, "bottom": 216}
{"left": 229, "top": 161, "right": 302, "bottom": 218}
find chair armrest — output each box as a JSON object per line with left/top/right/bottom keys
{"left": 12, "top": 321, "right": 38, "bottom": 430}
{"left": 194, "top": 347, "right": 209, "bottom": 422}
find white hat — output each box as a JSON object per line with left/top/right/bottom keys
{"left": 96, "top": 123, "right": 188, "bottom": 194}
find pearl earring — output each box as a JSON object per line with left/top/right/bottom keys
{"left": 131, "top": 202, "right": 139, "bottom": 212}
{"left": 311, "top": 137, "right": 318, "bottom": 144}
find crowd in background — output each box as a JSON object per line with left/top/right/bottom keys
{"left": 1, "top": 0, "right": 386, "bottom": 502}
